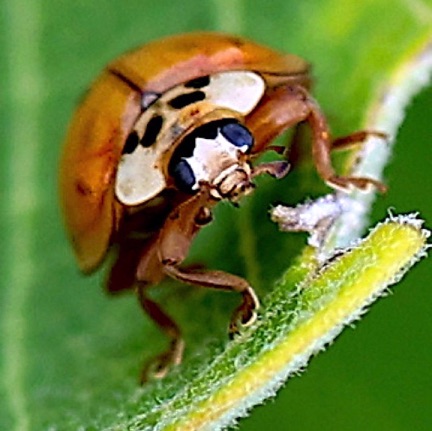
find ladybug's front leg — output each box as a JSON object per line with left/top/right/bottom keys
{"left": 246, "top": 85, "right": 385, "bottom": 192}
{"left": 163, "top": 265, "right": 259, "bottom": 336}
{"left": 158, "top": 191, "right": 260, "bottom": 335}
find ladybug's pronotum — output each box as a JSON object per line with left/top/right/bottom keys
{"left": 59, "top": 32, "right": 384, "bottom": 380}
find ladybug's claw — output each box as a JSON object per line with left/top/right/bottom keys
{"left": 229, "top": 286, "right": 260, "bottom": 336}
{"left": 140, "top": 338, "right": 185, "bottom": 384}
{"left": 327, "top": 175, "right": 387, "bottom": 194}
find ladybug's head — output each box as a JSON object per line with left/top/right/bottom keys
{"left": 168, "top": 119, "right": 255, "bottom": 202}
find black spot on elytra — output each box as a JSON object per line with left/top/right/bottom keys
{"left": 168, "top": 91, "right": 206, "bottom": 109}
{"left": 184, "top": 76, "right": 210, "bottom": 89}
{"left": 140, "top": 115, "right": 163, "bottom": 147}
{"left": 122, "top": 131, "right": 140, "bottom": 154}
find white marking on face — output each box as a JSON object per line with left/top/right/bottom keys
{"left": 184, "top": 130, "right": 245, "bottom": 190}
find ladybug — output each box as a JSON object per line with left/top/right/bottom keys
{"left": 59, "top": 32, "right": 383, "bottom": 380}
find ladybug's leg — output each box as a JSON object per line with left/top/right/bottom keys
{"left": 128, "top": 235, "right": 186, "bottom": 382}
{"left": 158, "top": 191, "right": 260, "bottom": 335}
{"left": 330, "top": 130, "right": 387, "bottom": 151}
{"left": 136, "top": 283, "right": 185, "bottom": 382}
{"left": 163, "top": 265, "right": 260, "bottom": 335}
{"left": 251, "top": 160, "right": 290, "bottom": 180}
{"left": 305, "top": 91, "right": 387, "bottom": 192}
{"left": 107, "top": 234, "right": 186, "bottom": 381}
{"left": 246, "top": 85, "right": 386, "bottom": 192}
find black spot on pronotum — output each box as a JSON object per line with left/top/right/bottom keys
{"left": 184, "top": 76, "right": 210, "bottom": 89}
{"left": 168, "top": 91, "right": 206, "bottom": 109}
{"left": 195, "top": 122, "right": 220, "bottom": 140}
{"left": 140, "top": 115, "right": 164, "bottom": 147}
{"left": 122, "top": 131, "right": 140, "bottom": 154}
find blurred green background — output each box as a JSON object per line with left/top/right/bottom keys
{"left": 1, "top": 0, "right": 431, "bottom": 429}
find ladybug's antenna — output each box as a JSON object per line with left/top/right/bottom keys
{"left": 251, "top": 161, "right": 290, "bottom": 180}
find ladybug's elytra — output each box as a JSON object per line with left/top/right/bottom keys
{"left": 59, "top": 32, "right": 383, "bottom": 380}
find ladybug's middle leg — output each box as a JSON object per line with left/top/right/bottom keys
{"left": 330, "top": 130, "right": 387, "bottom": 151}
{"left": 112, "top": 233, "right": 185, "bottom": 381}
{"left": 136, "top": 282, "right": 184, "bottom": 382}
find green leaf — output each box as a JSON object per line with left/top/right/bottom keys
{"left": 150, "top": 216, "right": 429, "bottom": 431}
{"left": 1, "top": 1, "right": 431, "bottom": 430}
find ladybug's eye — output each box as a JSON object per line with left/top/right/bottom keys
{"left": 220, "top": 123, "right": 253, "bottom": 153}
{"left": 171, "top": 159, "right": 196, "bottom": 193}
